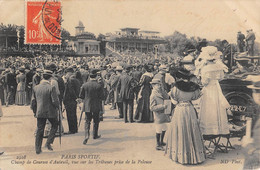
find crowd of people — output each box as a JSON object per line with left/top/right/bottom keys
{"left": 0, "top": 44, "right": 259, "bottom": 168}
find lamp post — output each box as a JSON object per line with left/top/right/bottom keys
{"left": 154, "top": 45, "right": 158, "bottom": 59}
{"left": 16, "top": 27, "right": 20, "bottom": 51}
{"left": 4, "top": 29, "right": 8, "bottom": 50}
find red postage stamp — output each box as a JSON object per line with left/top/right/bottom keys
{"left": 25, "top": 0, "right": 62, "bottom": 44}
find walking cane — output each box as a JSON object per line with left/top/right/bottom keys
{"left": 78, "top": 104, "right": 84, "bottom": 127}
{"left": 58, "top": 107, "right": 62, "bottom": 147}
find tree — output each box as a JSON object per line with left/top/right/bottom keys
{"left": 61, "top": 28, "right": 71, "bottom": 40}
{"left": 164, "top": 31, "right": 198, "bottom": 56}
{"left": 97, "top": 34, "right": 106, "bottom": 41}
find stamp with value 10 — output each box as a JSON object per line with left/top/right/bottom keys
{"left": 25, "top": 0, "right": 62, "bottom": 45}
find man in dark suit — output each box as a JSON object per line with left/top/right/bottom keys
{"left": 131, "top": 65, "right": 142, "bottom": 100}
{"left": 113, "top": 66, "right": 124, "bottom": 118}
{"left": 26, "top": 67, "right": 34, "bottom": 105}
{"left": 48, "top": 63, "right": 65, "bottom": 110}
{"left": 5, "top": 66, "right": 16, "bottom": 106}
{"left": 31, "top": 70, "right": 60, "bottom": 154}
{"left": 63, "top": 67, "right": 81, "bottom": 134}
{"left": 117, "top": 65, "right": 137, "bottom": 123}
{"left": 80, "top": 65, "right": 89, "bottom": 84}
{"left": 237, "top": 31, "right": 245, "bottom": 52}
{"left": 222, "top": 40, "right": 235, "bottom": 71}
{"left": 79, "top": 69, "right": 105, "bottom": 145}
{"left": 246, "top": 29, "right": 256, "bottom": 56}
{"left": 32, "top": 68, "right": 42, "bottom": 88}
{"left": 107, "top": 69, "right": 117, "bottom": 109}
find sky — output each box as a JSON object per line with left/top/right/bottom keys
{"left": 0, "top": 0, "right": 259, "bottom": 43}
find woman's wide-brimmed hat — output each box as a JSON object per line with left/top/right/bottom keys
{"left": 176, "top": 68, "right": 192, "bottom": 80}
{"left": 200, "top": 46, "right": 222, "bottom": 61}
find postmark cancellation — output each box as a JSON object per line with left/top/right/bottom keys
{"left": 25, "top": 0, "right": 62, "bottom": 45}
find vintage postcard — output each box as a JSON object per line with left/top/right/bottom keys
{"left": 0, "top": 0, "right": 259, "bottom": 170}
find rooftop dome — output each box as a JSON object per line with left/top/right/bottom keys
{"left": 76, "top": 21, "right": 85, "bottom": 28}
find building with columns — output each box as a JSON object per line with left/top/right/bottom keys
{"left": 69, "top": 21, "right": 100, "bottom": 56}
{"left": 105, "top": 27, "right": 165, "bottom": 54}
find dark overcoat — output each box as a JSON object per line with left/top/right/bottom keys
{"left": 79, "top": 79, "right": 105, "bottom": 113}
{"left": 63, "top": 74, "right": 81, "bottom": 104}
{"left": 31, "top": 80, "right": 59, "bottom": 118}
{"left": 117, "top": 73, "right": 136, "bottom": 100}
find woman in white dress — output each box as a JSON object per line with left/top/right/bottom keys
{"left": 198, "top": 46, "right": 230, "bottom": 135}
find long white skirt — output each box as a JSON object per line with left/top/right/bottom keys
{"left": 199, "top": 80, "right": 230, "bottom": 135}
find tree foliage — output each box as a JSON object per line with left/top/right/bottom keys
{"left": 97, "top": 34, "right": 106, "bottom": 41}
{"left": 61, "top": 28, "right": 71, "bottom": 40}
{"left": 164, "top": 31, "right": 198, "bottom": 56}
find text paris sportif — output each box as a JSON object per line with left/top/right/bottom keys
{"left": 10, "top": 154, "right": 152, "bottom": 165}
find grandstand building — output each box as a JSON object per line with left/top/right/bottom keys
{"left": 104, "top": 27, "right": 165, "bottom": 55}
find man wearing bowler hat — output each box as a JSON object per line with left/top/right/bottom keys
{"left": 31, "top": 70, "right": 60, "bottom": 154}
{"left": 63, "top": 67, "right": 81, "bottom": 134}
{"left": 79, "top": 69, "right": 105, "bottom": 144}
{"left": 117, "top": 65, "right": 137, "bottom": 123}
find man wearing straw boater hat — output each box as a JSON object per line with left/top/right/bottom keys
{"left": 31, "top": 70, "right": 60, "bottom": 154}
